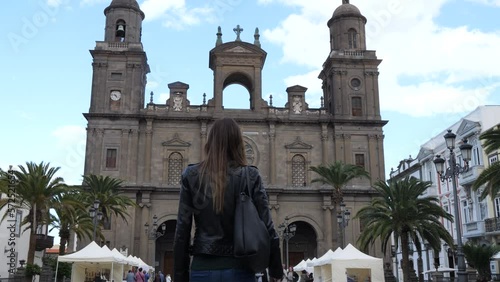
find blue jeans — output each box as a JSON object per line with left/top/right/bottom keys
{"left": 190, "top": 268, "right": 256, "bottom": 282}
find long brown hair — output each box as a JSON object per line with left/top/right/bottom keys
{"left": 199, "top": 118, "right": 247, "bottom": 214}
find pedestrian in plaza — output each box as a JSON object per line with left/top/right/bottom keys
{"left": 286, "top": 266, "right": 295, "bottom": 282}
{"left": 173, "top": 118, "right": 283, "bottom": 282}
{"left": 159, "top": 271, "right": 165, "bottom": 282}
{"left": 126, "top": 270, "right": 135, "bottom": 282}
{"left": 135, "top": 268, "right": 145, "bottom": 282}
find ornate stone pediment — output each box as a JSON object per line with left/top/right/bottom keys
{"left": 285, "top": 136, "right": 313, "bottom": 149}
{"left": 161, "top": 133, "right": 191, "bottom": 147}
{"left": 225, "top": 46, "right": 253, "bottom": 53}
{"left": 456, "top": 119, "right": 480, "bottom": 137}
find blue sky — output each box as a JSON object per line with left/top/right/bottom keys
{"left": 1, "top": 0, "right": 500, "bottom": 185}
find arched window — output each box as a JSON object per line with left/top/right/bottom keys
{"left": 348, "top": 28, "right": 357, "bottom": 49}
{"left": 168, "top": 152, "right": 183, "bottom": 185}
{"left": 291, "top": 154, "right": 306, "bottom": 187}
{"left": 352, "top": 97, "right": 362, "bottom": 116}
{"left": 115, "top": 20, "right": 126, "bottom": 42}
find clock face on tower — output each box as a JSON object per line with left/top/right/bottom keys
{"left": 110, "top": 90, "right": 121, "bottom": 101}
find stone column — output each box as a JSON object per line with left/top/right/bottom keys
{"left": 129, "top": 129, "right": 139, "bottom": 183}
{"left": 120, "top": 129, "right": 130, "bottom": 180}
{"left": 368, "top": 134, "right": 377, "bottom": 179}
{"left": 334, "top": 134, "right": 344, "bottom": 162}
{"left": 373, "top": 72, "right": 381, "bottom": 119}
{"left": 139, "top": 200, "right": 151, "bottom": 261}
{"left": 377, "top": 134, "right": 386, "bottom": 180}
{"left": 364, "top": 71, "right": 375, "bottom": 117}
{"left": 94, "top": 128, "right": 104, "bottom": 172}
{"left": 343, "top": 134, "right": 352, "bottom": 163}
{"left": 269, "top": 123, "right": 276, "bottom": 185}
{"left": 144, "top": 119, "right": 153, "bottom": 183}
{"left": 322, "top": 204, "right": 333, "bottom": 249}
{"left": 321, "top": 123, "right": 328, "bottom": 164}
{"left": 84, "top": 127, "right": 95, "bottom": 175}
{"left": 333, "top": 71, "right": 344, "bottom": 117}
{"left": 200, "top": 121, "right": 207, "bottom": 158}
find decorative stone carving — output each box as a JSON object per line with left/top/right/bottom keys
{"left": 225, "top": 46, "right": 252, "bottom": 53}
{"left": 162, "top": 133, "right": 191, "bottom": 147}
{"left": 173, "top": 95, "right": 183, "bottom": 111}
{"left": 292, "top": 96, "right": 303, "bottom": 114}
{"left": 285, "top": 137, "right": 313, "bottom": 149}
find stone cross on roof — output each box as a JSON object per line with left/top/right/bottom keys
{"left": 343, "top": 0, "right": 349, "bottom": 4}
{"left": 233, "top": 25, "right": 243, "bottom": 41}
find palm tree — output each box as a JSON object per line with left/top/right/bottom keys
{"left": 355, "top": 177, "right": 454, "bottom": 282}
{"left": 50, "top": 190, "right": 94, "bottom": 255}
{"left": 463, "top": 242, "right": 500, "bottom": 282}
{"left": 310, "top": 161, "right": 370, "bottom": 204}
{"left": 0, "top": 162, "right": 68, "bottom": 264}
{"left": 472, "top": 127, "right": 500, "bottom": 200}
{"left": 80, "top": 174, "right": 136, "bottom": 240}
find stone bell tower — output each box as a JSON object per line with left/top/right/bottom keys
{"left": 88, "top": 0, "right": 150, "bottom": 115}
{"left": 319, "top": 0, "right": 387, "bottom": 180}
{"left": 319, "top": 0, "right": 382, "bottom": 121}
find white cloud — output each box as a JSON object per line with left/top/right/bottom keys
{"left": 262, "top": 0, "right": 500, "bottom": 117}
{"left": 140, "top": 0, "right": 215, "bottom": 29}
{"left": 158, "top": 92, "right": 170, "bottom": 104}
{"left": 283, "top": 70, "right": 324, "bottom": 108}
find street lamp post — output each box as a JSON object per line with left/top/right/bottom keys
{"left": 278, "top": 216, "right": 297, "bottom": 269}
{"left": 89, "top": 200, "right": 103, "bottom": 242}
{"left": 433, "top": 129, "right": 473, "bottom": 282}
{"left": 144, "top": 215, "right": 166, "bottom": 240}
{"left": 337, "top": 201, "right": 350, "bottom": 248}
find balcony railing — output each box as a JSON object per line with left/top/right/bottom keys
{"left": 484, "top": 217, "right": 500, "bottom": 233}
{"left": 94, "top": 41, "right": 144, "bottom": 51}
{"left": 35, "top": 234, "right": 54, "bottom": 251}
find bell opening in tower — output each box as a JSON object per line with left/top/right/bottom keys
{"left": 115, "top": 20, "right": 126, "bottom": 42}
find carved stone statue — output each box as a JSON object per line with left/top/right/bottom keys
{"left": 173, "top": 96, "right": 183, "bottom": 111}
{"left": 292, "top": 96, "right": 303, "bottom": 114}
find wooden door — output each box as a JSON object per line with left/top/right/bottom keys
{"left": 163, "top": 251, "right": 174, "bottom": 276}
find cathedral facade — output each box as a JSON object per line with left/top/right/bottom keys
{"left": 82, "top": 0, "right": 388, "bottom": 274}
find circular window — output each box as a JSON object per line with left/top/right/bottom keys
{"left": 350, "top": 78, "right": 361, "bottom": 89}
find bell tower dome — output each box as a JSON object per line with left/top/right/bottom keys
{"left": 327, "top": 0, "right": 367, "bottom": 51}
{"left": 319, "top": 0, "right": 382, "bottom": 120}
{"left": 104, "top": 0, "right": 145, "bottom": 42}
{"left": 87, "top": 0, "right": 149, "bottom": 114}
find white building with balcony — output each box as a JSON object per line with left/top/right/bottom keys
{"left": 389, "top": 105, "right": 500, "bottom": 281}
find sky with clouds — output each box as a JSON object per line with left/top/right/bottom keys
{"left": 1, "top": 0, "right": 499, "bottom": 185}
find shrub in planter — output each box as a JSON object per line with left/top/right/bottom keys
{"left": 25, "top": 263, "right": 41, "bottom": 277}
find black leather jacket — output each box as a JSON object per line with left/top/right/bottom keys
{"left": 173, "top": 164, "right": 283, "bottom": 282}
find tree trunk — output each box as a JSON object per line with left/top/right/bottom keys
{"left": 27, "top": 205, "right": 36, "bottom": 264}
{"left": 27, "top": 232, "right": 36, "bottom": 264}
{"left": 401, "top": 233, "right": 411, "bottom": 282}
{"left": 59, "top": 237, "right": 67, "bottom": 255}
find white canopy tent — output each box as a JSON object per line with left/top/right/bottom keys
{"left": 293, "top": 260, "right": 307, "bottom": 272}
{"left": 313, "top": 247, "right": 342, "bottom": 282}
{"left": 324, "top": 244, "right": 384, "bottom": 282}
{"left": 111, "top": 249, "right": 138, "bottom": 267}
{"left": 57, "top": 241, "right": 126, "bottom": 282}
